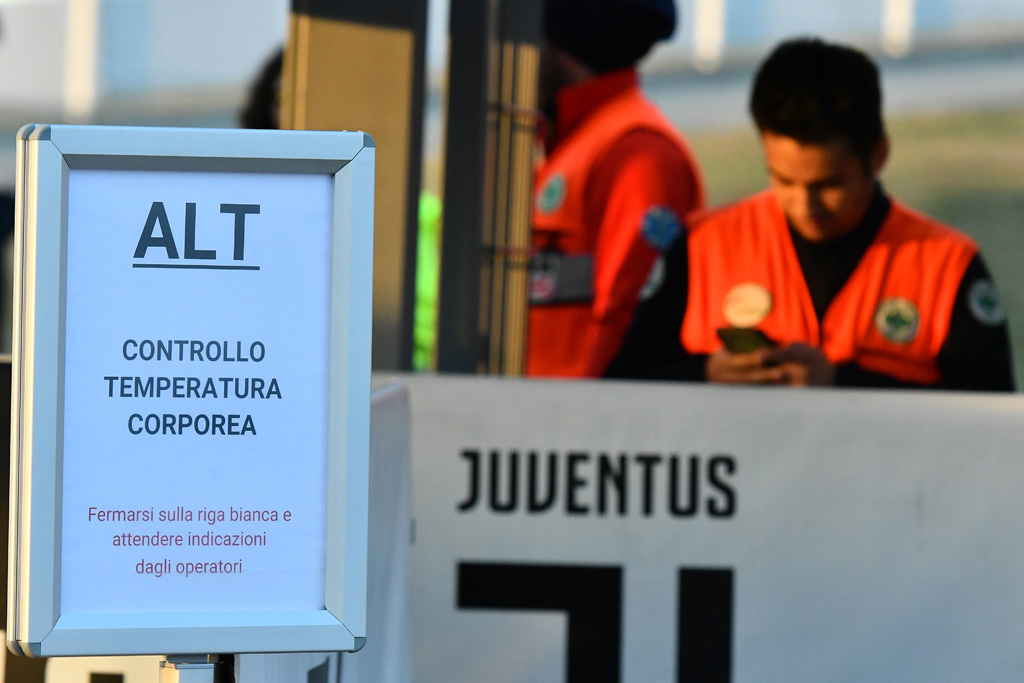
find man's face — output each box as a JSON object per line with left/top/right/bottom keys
{"left": 761, "top": 132, "right": 886, "bottom": 242}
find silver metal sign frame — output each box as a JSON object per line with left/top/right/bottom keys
{"left": 7, "top": 124, "right": 374, "bottom": 656}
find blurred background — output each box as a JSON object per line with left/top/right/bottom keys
{"left": 0, "top": 0, "right": 1022, "bottom": 385}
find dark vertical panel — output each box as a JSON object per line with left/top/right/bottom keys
{"left": 307, "top": 658, "right": 329, "bottom": 683}
{"left": 89, "top": 675, "right": 124, "bottom": 683}
{"left": 4, "top": 654, "right": 47, "bottom": 683}
{"left": 0, "top": 360, "right": 10, "bottom": 633}
{"left": 294, "top": 0, "right": 420, "bottom": 29}
{"left": 437, "top": 0, "right": 496, "bottom": 372}
{"left": 1, "top": 359, "right": 47, "bottom": 683}
{"left": 500, "top": 0, "right": 542, "bottom": 41}
{"left": 677, "top": 568, "right": 734, "bottom": 683}
{"left": 458, "top": 562, "right": 622, "bottom": 682}
{"left": 438, "top": 0, "right": 542, "bottom": 373}
{"left": 400, "top": 0, "right": 428, "bottom": 372}
{"left": 213, "top": 654, "right": 235, "bottom": 683}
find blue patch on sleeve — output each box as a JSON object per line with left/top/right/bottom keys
{"left": 640, "top": 205, "right": 682, "bottom": 251}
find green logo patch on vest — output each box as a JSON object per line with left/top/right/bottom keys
{"left": 536, "top": 174, "right": 567, "bottom": 214}
{"left": 874, "top": 297, "right": 920, "bottom": 344}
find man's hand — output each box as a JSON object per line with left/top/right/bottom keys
{"left": 705, "top": 348, "right": 787, "bottom": 384}
{"left": 705, "top": 343, "right": 836, "bottom": 386}
{"left": 764, "top": 343, "right": 836, "bottom": 386}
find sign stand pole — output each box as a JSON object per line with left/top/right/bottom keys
{"left": 159, "top": 655, "right": 216, "bottom": 683}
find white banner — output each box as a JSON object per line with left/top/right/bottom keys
{"left": 403, "top": 375, "right": 1024, "bottom": 682}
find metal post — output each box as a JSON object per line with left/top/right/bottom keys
{"left": 63, "top": 0, "right": 102, "bottom": 120}
{"left": 882, "top": 0, "right": 916, "bottom": 56}
{"left": 285, "top": 0, "right": 428, "bottom": 371}
{"left": 159, "top": 656, "right": 215, "bottom": 683}
{"left": 437, "top": 0, "right": 542, "bottom": 374}
{"left": 692, "top": 0, "right": 728, "bottom": 72}
{"left": 436, "top": 0, "right": 496, "bottom": 373}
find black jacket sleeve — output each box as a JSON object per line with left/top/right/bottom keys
{"left": 604, "top": 234, "right": 707, "bottom": 380}
{"left": 935, "top": 255, "right": 1015, "bottom": 391}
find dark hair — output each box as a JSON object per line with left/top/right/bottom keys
{"left": 240, "top": 48, "right": 283, "bottom": 130}
{"left": 749, "top": 38, "right": 884, "bottom": 164}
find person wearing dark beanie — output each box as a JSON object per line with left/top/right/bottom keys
{"left": 527, "top": 0, "right": 705, "bottom": 378}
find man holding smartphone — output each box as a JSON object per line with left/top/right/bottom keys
{"left": 607, "top": 38, "right": 1014, "bottom": 391}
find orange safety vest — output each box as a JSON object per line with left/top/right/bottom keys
{"left": 683, "top": 191, "right": 978, "bottom": 385}
{"left": 527, "top": 86, "right": 702, "bottom": 377}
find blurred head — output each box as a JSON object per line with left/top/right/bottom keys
{"left": 750, "top": 38, "right": 888, "bottom": 242}
{"left": 240, "top": 48, "right": 283, "bottom": 130}
{"left": 543, "top": 0, "right": 675, "bottom": 74}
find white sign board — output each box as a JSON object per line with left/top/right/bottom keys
{"left": 403, "top": 375, "right": 1024, "bottom": 682}
{"left": 8, "top": 124, "right": 374, "bottom": 657}
{"left": 62, "top": 169, "right": 332, "bottom": 615}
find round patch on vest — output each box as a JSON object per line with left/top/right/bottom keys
{"left": 536, "top": 174, "right": 567, "bottom": 214}
{"left": 968, "top": 279, "right": 1006, "bottom": 326}
{"left": 723, "top": 283, "right": 773, "bottom": 328}
{"left": 874, "top": 297, "right": 920, "bottom": 344}
{"left": 640, "top": 205, "right": 681, "bottom": 251}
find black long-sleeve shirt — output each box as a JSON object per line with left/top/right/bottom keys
{"left": 606, "top": 188, "right": 1016, "bottom": 391}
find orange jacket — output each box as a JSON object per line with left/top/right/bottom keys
{"left": 683, "top": 191, "right": 978, "bottom": 385}
{"left": 527, "top": 74, "right": 704, "bottom": 377}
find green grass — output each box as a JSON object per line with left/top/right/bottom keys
{"left": 687, "top": 108, "right": 1024, "bottom": 390}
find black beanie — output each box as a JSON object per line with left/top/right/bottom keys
{"left": 544, "top": 0, "right": 676, "bottom": 73}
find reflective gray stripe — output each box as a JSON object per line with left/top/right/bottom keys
{"left": 529, "top": 252, "right": 594, "bottom": 305}
{"left": 554, "top": 254, "right": 594, "bottom": 302}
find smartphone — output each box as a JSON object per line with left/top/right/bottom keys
{"left": 716, "top": 327, "right": 776, "bottom": 354}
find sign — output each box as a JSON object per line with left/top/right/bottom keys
{"left": 403, "top": 375, "right": 1024, "bottom": 682}
{"left": 62, "top": 169, "right": 331, "bottom": 615}
{"left": 8, "top": 124, "right": 374, "bottom": 656}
